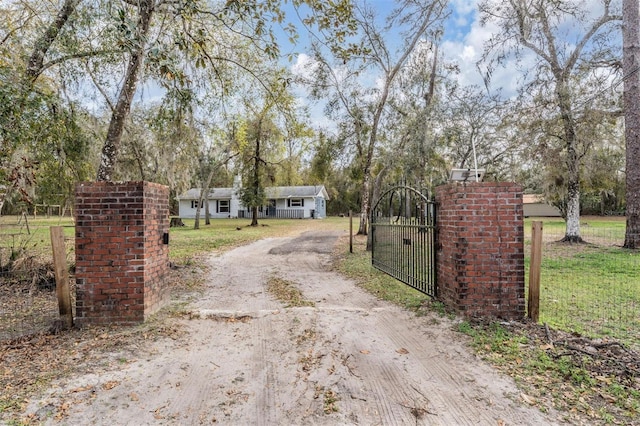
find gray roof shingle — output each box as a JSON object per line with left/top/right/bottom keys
{"left": 177, "top": 185, "right": 328, "bottom": 200}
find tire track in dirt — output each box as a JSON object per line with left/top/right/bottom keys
{"left": 251, "top": 314, "right": 278, "bottom": 425}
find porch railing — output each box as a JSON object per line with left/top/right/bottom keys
{"left": 238, "top": 208, "right": 304, "bottom": 219}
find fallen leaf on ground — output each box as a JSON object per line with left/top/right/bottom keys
{"left": 360, "top": 350, "right": 370, "bottom": 355}
{"left": 396, "top": 348, "right": 409, "bottom": 355}
{"left": 102, "top": 380, "right": 120, "bottom": 390}
{"left": 521, "top": 393, "right": 536, "bottom": 405}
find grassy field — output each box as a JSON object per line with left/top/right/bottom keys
{"left": 0, "top": 216, "right": 75, "bottom": 263}
{"left": 0, "top": 215, "right": 350, "bottom": 266}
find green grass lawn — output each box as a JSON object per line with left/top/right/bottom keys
{"left": 0, "top": 215, "right": 352, "bottom": 265}
{"left": 0, "top": 216, "right": 75, "bottom": 265}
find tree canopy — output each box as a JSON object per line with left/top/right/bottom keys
{"left": 0, "top": 0, "right": 635, "bottom": 247}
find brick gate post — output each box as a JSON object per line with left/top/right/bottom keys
{"left": 435, "top": 182, "right": 525, "bottom": 320}
{"left": 74, "top": 181, "right": 170, "bottom": 325}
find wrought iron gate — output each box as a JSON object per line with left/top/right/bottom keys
{"left": 371, "top": 185, "right": 437, "bottom": 297}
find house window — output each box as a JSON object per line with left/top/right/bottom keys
{"left": 288, "top": 198, "right": 304, "bottom": 207}
{"left": 191, "top": 200, "right": 203, "bottom": 209}
{"left": 218, "top": 200, "right": 229, "bottom": 213}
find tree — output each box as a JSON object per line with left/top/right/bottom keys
{"left": 231, "top": 73, "right": 300, "bottom": 226}
{"left": 1, "top": 0, "right": 86, "bottom": 213}
{"left": 305, "top": 0, "right": 448, "bottom": 236}
{"left": 479, "top": 0, "right": 621, "bottom": 242}
{"left": 96, "top": 0, "right": 155, "bottom": 182}
{"left": 94, "top": 0, "right": 358, "bottom": 182}
{"left": 623, "top": 0, "right": 640, "bottom": 249}
{"left": 385, "top": 39, "right": 445, "bottom": 188}
{"left": 440, "top": 87, "right": 512, "bottom": 177}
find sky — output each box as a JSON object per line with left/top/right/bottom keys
{"left": 280, "top": 0, "right": 495, "bottom": 129}
{"left": 280, "top": 0, "right": 624, "bottom": 130}
{"left": 282, "top": 0, "right": 493, "bottom": 85}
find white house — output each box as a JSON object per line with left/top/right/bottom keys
{"left": 176, "top": 183, "right": 329, "bottom": 219}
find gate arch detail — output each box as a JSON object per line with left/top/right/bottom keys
{"left": 371, "top": 185, "right": 436, "bottom": 297}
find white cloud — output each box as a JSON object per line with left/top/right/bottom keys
{"left": 291, "top": 53, "right": 318, "bottom": 80}
{"left": 450, "top": 0, "right": 478, "bottom": 17}
{"left": 442, "top": 5, "right": 525, "bottom": 97}
{"left": 460, "top": 45, "right": 476, "bottom": 62}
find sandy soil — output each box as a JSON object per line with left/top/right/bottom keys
{"left": 23, "top": 229, "right": 563, "bottom": 425}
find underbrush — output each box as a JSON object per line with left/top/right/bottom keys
{"left": 458, "top": 320, "right": 640, "bottom": 425}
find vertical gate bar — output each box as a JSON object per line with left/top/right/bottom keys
{"left": 420, "top": 196, "right": 424, "bottom": 292}
{"left": 412, "top": 191, "right": 417, "bottom": 289}
{"left": 393, "top": 217, "right": 397, "bottom": 278}
{"left": 431, "top": 201, "right": 436, "bottom": 296}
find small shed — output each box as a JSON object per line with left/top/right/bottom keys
{"left": 522, "top": 194, "right": 562, "bottom": 217}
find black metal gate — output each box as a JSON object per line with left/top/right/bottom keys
{"left": 371, "top": 185, "right": 436, "bottom": 297}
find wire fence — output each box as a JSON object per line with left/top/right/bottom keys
{"left": 525, "top": 219, "right": 639, "bottom": 350}
{"left": 0, "top": 216, "right": 74, "bottom": 341}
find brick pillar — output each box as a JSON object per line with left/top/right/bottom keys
{"left": 435, "top": 182, "right": 525, "bottom": 320}
{"left": 75, "top": 181, "right": 170, "bottom": 326}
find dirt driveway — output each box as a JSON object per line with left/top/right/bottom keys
{"left": 24, "top": 230, "right": 562, "bottom": 425}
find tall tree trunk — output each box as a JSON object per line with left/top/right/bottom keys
{"left": 205, "top": 194, "right": 211, "bottom": 224}
{"left": 194, "top": 168, "right": 215, "bottom": 230}
{"left": 366, "top": 167, "right": 387, "bottom": 251}
{"left": 26, "top": 0, "right": 81, "bottom": 83}
{"left": 623, "top": 0, "right": 640, "bottom": 249}
{"left": 557, "top": 81, "right": 583, "bottom": 242}
{"left": 250, "top": 126, "right": 261, "bottom": 227}
{"left": 564, "top": 142, "right": 582, "bottom": 242}
{"left": 96, "top": 0, "right": 154, "bottom": 182}
{"left": 358, "top": 172, "right": 371, "bottom": 235}
{"left": 194, "top": 197, "right": 201, "bottom": 230}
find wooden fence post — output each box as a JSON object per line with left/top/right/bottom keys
{"left": 50, "top": 226, "right": 73, "bottom": 328}
{"left": 528, "top": 221, "right": 543, "bottom": 322}
{"left": 349, "top": 210, "right": 353, "bottom": 253}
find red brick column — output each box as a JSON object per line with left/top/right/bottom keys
{"left": 435, "top": 182, "right": 525, "bottom": 320}
{"left": 75, "top": 181, "right": 170, "bottom": 325}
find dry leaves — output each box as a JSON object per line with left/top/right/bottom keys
{"left": 102, "top": 380, "right": 120, "bottom": 390}
{"left": 520, "top": 393, "right": 537, "bottom": 405}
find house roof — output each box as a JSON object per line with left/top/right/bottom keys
{"left": 177, "top": 185, "right": 329, "bottom": 201}
{"left": 265, "top": 186, "right": 329, "bottom": 200}
{"left": 177, "top": 188, "right": 234, "bottom": 200}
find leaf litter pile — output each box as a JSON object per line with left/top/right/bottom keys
{"left": 466, "top": 319, "right": 640, "bottom": 425}
{"left": 0, "top": 257, "right": 60, "bottom": 341}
